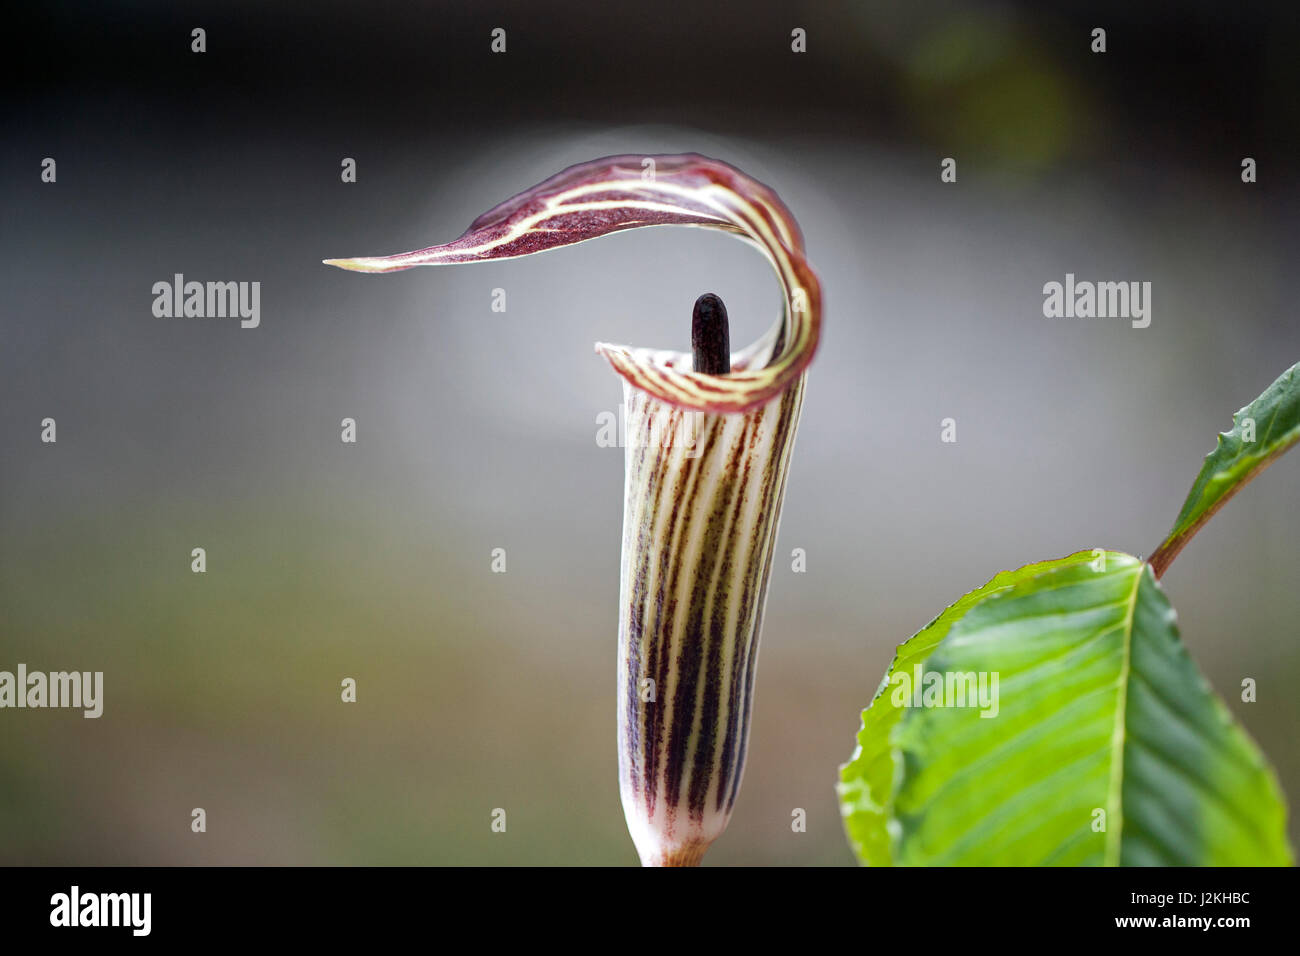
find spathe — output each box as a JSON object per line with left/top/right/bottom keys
{"left": 325, "top": 153, "right": 823, "bottom": 864}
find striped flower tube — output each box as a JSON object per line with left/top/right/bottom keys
{"left": 324, "top": 154, "right": 822, "bottom": 865}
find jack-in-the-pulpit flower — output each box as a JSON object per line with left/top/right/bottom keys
{"left": 324, "top": 154, "right": 821, "bottom": 865}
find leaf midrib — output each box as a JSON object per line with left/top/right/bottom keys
{"left": 1103, "top": 565, "right": 1143, "bottom": 866}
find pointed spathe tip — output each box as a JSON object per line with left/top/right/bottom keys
{"left": 323, "top": 256, "right": 370, "bottom": 272}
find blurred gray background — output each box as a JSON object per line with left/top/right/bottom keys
{"left": 1, "top": 1, "right": 1297, "bottom": 864}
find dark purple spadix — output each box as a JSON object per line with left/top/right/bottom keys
{"left": 691, "top": 292, "right": 731, "bottom": 376}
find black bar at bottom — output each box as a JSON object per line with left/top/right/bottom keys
{"left": 0, "top": 865, "right": 1294, "bottom": 942}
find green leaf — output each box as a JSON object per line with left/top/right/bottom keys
{"left": 836, "top": 554, "right": 1080, "bottom": 866}
{"left": 1151, "top": 360, "right": 1300, "bottom": 577}
{"left": 840, "top": 550, "right": 1291, "bottom": 866}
